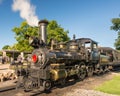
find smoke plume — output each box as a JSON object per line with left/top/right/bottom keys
{"left": 12, "top": 0, "right": 39, "bottom": 26}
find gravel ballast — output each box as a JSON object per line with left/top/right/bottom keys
{"left": 63, "top": 89, "right": 118, "bottom": 96}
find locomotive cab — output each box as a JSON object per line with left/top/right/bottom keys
{"left": 77, "top": 38, "right": 99, "bottom": 63}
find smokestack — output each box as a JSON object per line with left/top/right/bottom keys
{"left": 38, "top": 20, "right": 49, "bottom": 44}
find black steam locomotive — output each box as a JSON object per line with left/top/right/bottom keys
{"left": 15, "top": 20, "right": 120, "bottom": 92}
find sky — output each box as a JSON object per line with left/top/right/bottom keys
{"left": 0, "top": 0, "right": 120, "bottom": 50}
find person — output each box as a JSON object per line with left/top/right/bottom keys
{"left": 0, "top": 56, "right": 2, "bottom": 64}
{"left": 2, "top": 57, "right": 5, "bottom": 64}
{"left": 109, "top": 53, "right": 113, "bottom": 62}
{"left": 17, "top": 55, "right": 23, "bottom": 65}
{"left": 87, "top": 48, "right": 91, "bottom": 60}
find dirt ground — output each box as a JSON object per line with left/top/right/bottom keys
{"left": 0, "top": 71, "right": 119, "bottom": 96}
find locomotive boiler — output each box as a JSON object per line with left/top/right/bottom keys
{"left": 15, "top": 20, "right": 112, "bottom": 92}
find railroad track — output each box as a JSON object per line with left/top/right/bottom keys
{"left": 0, "top": 70, "right": 120, "bottom": 96}
{"left": 0, "top": 79, "right": 17, "bottom": 92}
{"left": 0, "top": 86, "right": 46, "bottom": 96}
{"left": 0, "top": 80, "right": 45, "bottom": 96}
{"left": 0, "top": 85, "right": 16, "bottom": 92}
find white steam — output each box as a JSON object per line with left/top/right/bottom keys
{"left": 12, "top": 0, "right": 39, "bottom": 26}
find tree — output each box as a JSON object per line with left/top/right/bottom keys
{"left": 12, "top": 20, "right": 70, "bottom": 52}
{"left": 111, "top": 18, "right": 120, "bottom": 50}
{"left": 47, "top": 20, "right": 70, "bottom": 43}
{"left": 12, "top": 21, "right": 38, "bottom": 52}
{"left": 2, "top": 45, "right": 10, "bottom": 50}
{"left": 0, "top": 51, "right": 2, "bottom": 56}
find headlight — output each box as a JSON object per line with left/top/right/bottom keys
{"left": 32, "top": 54, "right": 38, "bottom": 63}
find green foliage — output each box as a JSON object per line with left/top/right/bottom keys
{"left": 95, "top": 76, "right": 120, "bottom": 95}
{"left": 47, "top": 20, "right": 70, "bottom": 43}
{"left": 12, "top": 20, "right": 70, "bottom": 52}
{"left": 0, "top": 51, "right": 2, "bottom": 56}
{"left": 111, "top": 18, "right": 120, "bottom": 50}
{"left": 12, "top": 21, "right": 38, "bottom": 52}
{"left": 114, "top": 32, "right": 120, "bottom": 50}
{"left": 2, "top": 45, "right": 10, "bottom": 50}
{"left": 111, "top": 18, "right": 120, "bottom": 31}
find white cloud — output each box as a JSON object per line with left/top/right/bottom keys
{"left": 12, "top": 0, "right": 39, "bottom": 26}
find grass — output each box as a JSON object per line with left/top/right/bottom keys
{"left": 95, "top": 75, "right": 120, "bottom": 95}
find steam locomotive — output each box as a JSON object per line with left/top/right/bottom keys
{"left": 15, "top": 20, "right": 120, "bottom": 92}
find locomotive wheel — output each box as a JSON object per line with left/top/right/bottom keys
{"left": 103, "top": 66, "right": 109, "bottom": 73}
{"left": 43, "top": 80, "right": 52, "bottom": 90}
{"left": 87, "top": 65, "right": 93, "bottom": 77}
{"left": 96, "top": 67, "right": 103, "bottom": 75}
{"left": 60, "top": 79, "right": 66, "bottom": 86}
{"left": 77, "top": 62, "right": 86, "bottom": 80}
